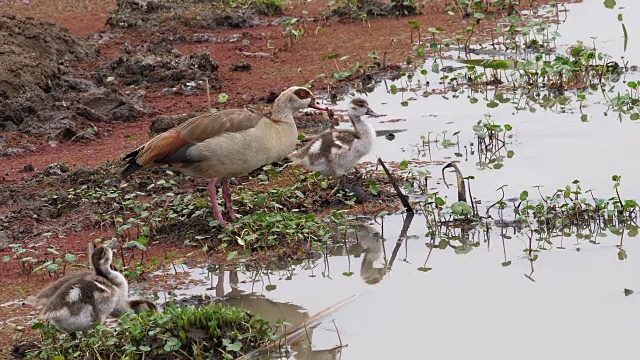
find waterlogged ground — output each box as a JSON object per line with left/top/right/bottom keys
{"left": 154, "top": 1, "right": 640, "bottom": 358}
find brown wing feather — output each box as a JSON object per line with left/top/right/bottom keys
{"left": 332, "top": 129, "right": 359, "bottom": 145}
{"left": 136, "top": 130, "right": 188, "bottom": 167}
{"left": 177, "top": 109, "right": 265, "bottom": 143}
{"left": 131, "top": 109, "right": 265, "bottom": 168}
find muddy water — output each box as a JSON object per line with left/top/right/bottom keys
{"left": 164, "top": 1, "right": 640, "bottom": 358}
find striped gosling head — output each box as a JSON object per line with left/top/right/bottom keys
{"left": 348, "top": 98, "right": 378, "bottom": 118}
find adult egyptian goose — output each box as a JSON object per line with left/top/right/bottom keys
{"left": 28, "top": 240, "right": 128, "bottom": 333}
{"left": 122, "top": 87, "right": 329, "bottom": 225}
{"left": 289, "top": 97, "right": 377, "bottom": 177}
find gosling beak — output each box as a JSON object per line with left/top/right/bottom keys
{"left": 365, "top": 107, "right": 379, "bottom": 116}
{"left": 105, "top": 238, "right": 118, "bottom": 249}
{"left": 309, "top": 98, "right": 329, "bottom": 111}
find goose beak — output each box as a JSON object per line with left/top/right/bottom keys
{"left": 365, "top": 107, "right": 378, "bottom": 116}
{"left": 309, "top": 98, "right": 329, "bottom": 111}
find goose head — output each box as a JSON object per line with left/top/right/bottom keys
{"left": 128, "top": 299, "right": 159, "bottom": 313}
{"left": 276, "top": 86, "right": 328, "bottom": 114}
{"left": 349, "top": 97, "right": 378, "bottom": 118}
{"left": 91, "top": 239, "right": 116, "bottom": 276}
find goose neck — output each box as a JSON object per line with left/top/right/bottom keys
{"left": 272, "top": 102, "right": 295, "bottom": 122}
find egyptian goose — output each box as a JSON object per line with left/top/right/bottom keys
{"left": 27, "top": 240, "right": 128, "bottom": 332}
{"left": 122, "top": 87, "right": 329, "bottom": 225}
{"left": 27, "top": 241, "right": 157, "bottom": 321}
{"left": 289, "top": 97, "right": 377, "bottom": 177}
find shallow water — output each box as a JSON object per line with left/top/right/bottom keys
{"left": 165, "top": 1, "right": 640, "bottom": 358}
{"left": 352, "top": 0, "right": 640, "bottom": 204}
{"left": 168, "top": 214, "right": 640, "bottom": 359}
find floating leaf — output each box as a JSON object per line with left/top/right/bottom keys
{"left": 451, "top": 201, "right": 472, "bottom": 216}
{"left": 618, "top": 248, "right": 628, "bottom": 260}
{"left": 265, "top": 284, "right": 277, "bottom": 291}
{"left": 417, "top": 267, "right": 432, "bottom": 272}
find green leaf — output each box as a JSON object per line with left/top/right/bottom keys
{"left": 46, "top": 263, "right": 60, "bottom": 272}
{"left": 368, "top": 180, "right": 380, "bottom": 195}
{"left": 603, "top": 0, "right": 616, "bottom": 9}
{"left": 226, "top": 340, "right": 243, "bottom": 352}
{"left": 487, "top": 101, "right": 499, "bottom": 108}
{"left": 618, "top": 248, "right": 628, "bottom": 260}
{"left": 501, "top": 261, "right": 512, "bottom": 267}
{"left": 218, "top": 93, "right": 229, "bottom": 103}
{"left": 417, "top": 267, "right": 432, "bottom": 272}
{"left": 265, "top": 284, "right": 277, "bottom": 291}
{"left": 519, "top": 190, "right": 529, "bottom": 201}
{"left": 451, "top": 201, "right": 472, "bottom": 215}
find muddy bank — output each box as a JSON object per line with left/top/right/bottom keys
{"left": 0, "top": 14, "right": 149, "bottom": 142}
{"left": 106, "top": 0, "right": 270, "bottom": 30}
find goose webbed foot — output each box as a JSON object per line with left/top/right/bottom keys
{"left": 331, "top": 173, "right": 373, "bottom": 205}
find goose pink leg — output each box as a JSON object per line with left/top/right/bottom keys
{"left": 221, "top": 178, "right": 236, "bottom": 220}
{"left": 207, "top": 179, "right": 228, "bottom": 226}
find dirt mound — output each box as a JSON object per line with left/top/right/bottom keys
{"left": 328, "top": 0, "right": 421, "bottom": 20}
{"left": 0, "top": 14, "right": 145, "bottom": 140}
{"left": 97, "top": 38, "right": 220, "bottom": 88}
{"left": 107, "top": 0, "right": 267, "bottom": 30}
{"left": 0, "top": 14, "right": 93, "bottom": 102}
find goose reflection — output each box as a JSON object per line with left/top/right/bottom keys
{"left": 214, "top": 267, "right": 343, "bottom": 360}
{"left": 333, "top": 222, "right": 387, "bottom": 285}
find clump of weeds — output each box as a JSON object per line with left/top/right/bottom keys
{"left": 14, "top": 303, "right": 273, "bottom": 360}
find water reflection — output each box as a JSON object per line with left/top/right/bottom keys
{"left": 212, "top": 267, "right": 343, "bottom": 360}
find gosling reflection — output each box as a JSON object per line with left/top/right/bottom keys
{"left": 333, "top": 222, "right": 387, "bottom": 285}
{"left": 215, "top": 268, "right": 343, "bottom": 360}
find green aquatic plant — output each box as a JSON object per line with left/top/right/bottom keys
{"left": 472, "top": 115, "right": 514, "bottom": 170}
{"left": 17, "top": 303, "right": 273, "bottom": 360}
